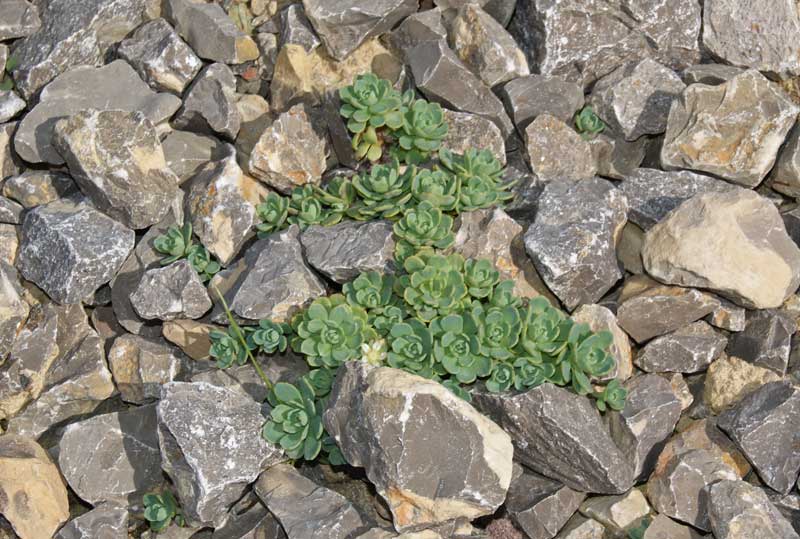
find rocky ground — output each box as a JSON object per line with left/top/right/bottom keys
{"left": 2, "top": 0, "right": 800, "bottom": 538}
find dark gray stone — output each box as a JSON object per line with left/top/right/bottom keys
{"left": 162, "top": 130, "right": 228, "bottom": 184}
{"left": 635, "top": 321, "right": 728, "bottom": 373}
{"left": 524, "top": 178, "right": 628, "bottom": 311}
{"left": 767, "top": 491, "right": 800, "bottom": 536}
{"left": 54, "top": 504, "right": 129, "bottom": 539}
{"left": 505, "top": 468, "right": 585, "bottom": 539}
{"left": 708, "top": 480, "right": 800, "bottom": 539}
{"left": 499, "top": 74, "right": 584, "bottom": 130}
{"left": 385, "top": 8, "right": 447, "bottom": 62}
{"left": 588, "top": 134, "right": 647, "bottom": 181}
{"left": 18, "top": 199, "right": 134, "bottom": 304}
{"left": 769, "top": 124, "right": 800, "bottom": 198}
{"left": 211, "top": 495, "right": 286, "bottom": 539}
{"left": 0, "top": 196, "right": 22, "bottom": 224}
{"left": 0, "top": 261, "right": 28, "bottom": 362}
{"left": 280, "top": 4, "right": 320, "bottom": 53}
{"left": 718, "top": 381, "right": 800, "bottom": 494}
{"left": 708, "top": 298, "right": 747, "bottom": 333}
{"left": 175, "top": 63, "right": 241, "bottom": 140}
{"left": 473, "top": 383, "right": 635, "bottom": 495}
{"left": 728, "top": 309, "right": 795, "bottom": 376}
{"left": 0, "top": 0, "right": 40, "bottom": 41}
{"left": 130, "top": 260, "right": 212, "bottom": 321}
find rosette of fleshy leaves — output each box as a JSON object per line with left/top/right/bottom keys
{"left": 262, "top": 379, "right": 325, "bottom": 460}
{"left": 559, "top": 323, "right": 616, "bottom": 396}
{"left": 486, "top": 363, "right": 514, "bottom": 393}
{"left": 349, "top": 161, "right": 413, "bottom": 220}
{"left": 392, "top": 201, "right": 455, "bottom": 262}
{"left": 387, "top": 319, "right": 436, "bottom": 378}
{"left": 594, "top": 379, "right": 627, "bottom": 412}
{"left": 143, "top": 491, "right": 184, "bottom": 531}
{"left": 343, "top": 271, "right": 404, "bottom": 336}
{"left": 396, "top": 252, "right": 467, "bottom": 323}
{"left": 288, "top": 185, "right": 341, "bottom": 229}
{"left": 339, "top": 73, "right": 408, "bottom": 162}
{"left": 430, "top": 314, "right": 489, "bottom": 384}
{"left": 411, "top": 168, "right": 459, "bottom": 211}
{"left": 246, "top": 320, "right": 291, "bottom": 355}
{"left": 512, "top": 355, "right": 556, "bottom": 391}
{"left": 393, "top": 99, "right": 448, "bottom": 165}
{"left": 154, "top": 222, "right": 193, "bottom": 265}
{"left": 209, "top": 326, "right": 252, "bottom": 369}
{"left": 574, "top": 106, "right": 605, "bottom": 140}
{"left": 463, "top": 259, "right": 501, "bottom": 299}
{"left": 438, "top": 149, "right": 514, "bottom": 212}
{"left": 304, "top": 367, "right": 336, "bottom": 399}
{"left": 313, "top": 176, "right": 357, "bottom": 220}
{"left": 186, "top": 244, "right": 220, "bottom": 282}
{"left": 470, "top": 304, "right": 521, "bottom": 361}
{"left": 256, "top": 192, "right": 289, "bottom": 238}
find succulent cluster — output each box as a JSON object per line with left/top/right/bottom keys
{"left": 0, "top": 56, "right": 16, "bottom": 92}
{"left": 574, "top": 106, "right": 605, "bottom": 139}
{"left": 153, "top": 222, "right": 221, "bottom": 282}
{"left": 143, "top": 491, "right": 184, "bottom": 531}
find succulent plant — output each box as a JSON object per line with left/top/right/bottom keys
{"left": 288, "top": 185, "right": 340, "bottom": 229}
{"left": 210, "top": 326, "right": 252, "bottom": 369}
{"left": 143, "top": 491, "right": 185, "bottom": 531}
{"left": 256, "top": 192, "right": 290, "bottom": 238}
{"left": 442, "top": 378, "right": 472, "bottom": 401}
{"left": 360, "top": 338, "right": 388, "bottom": 366}
{"left": 489, "top": 280, "right": 521, "bottom": 309}
{"left": 463, "top": 259, "right": 501, "bottom": 299}
{"left": 263, "top": 379, "right": 324, "bottom": 460}
{"left": 561, "top": 323, "right": 616, "bottom": 395}
{"left": 594, "top": 379, "right": 627, "bottom": 412}
{"left": 247, "top": 319, "right": 290, "bottom": 355}
{"left": 513, "top": 355, "right": 556, "bottom": 390}
{"left": 411, "top": 168, "right": 459, "bottom": 210}
{"left": 438, "top": 148, "right": 513, "bottom": 211}
{"left": 574, "top": 106, "right": 605, "bottom": 139}
{"left": 393, "top": 201, "right": 455, "bottom": 262}
{"left": 322, "top": 435, "right": 347, "bottom": 465}
{"left": 314, "top": 177, "right": 356, "bottom": 218}
{"left": 291, "top": 295, "right": 372, "bottom": 369}
{"left": 430, "top": 314, "right": 489, "bottom": 384}
{"left": 398, "top": 252, "right": 467, "bottom": 322}
{"left": 457, "top": 173, "right": 514, "bottom": 212}
{"left": 0, "top": 56, "right": 17, "bottom": 92}
{"left": 394, "top": 99, "right": 448, "bottom": 164}
{"left": 486, "top": 362, "right": 514, "bottom": 393}
{"left": 387, "top": 319, "right": 436, "bottom": 378}
{"left": 350, "top": 161, "right": 413, "bottom": 219}
{"left": 186, "top": 244, "right": 221, "bottom": 282}
{"left": 344, "top": 271, "right": 395, "bottom": 312}
{"left": 304, "top": 368, "right": 336, "bottom": 399}
{"left": 517, "top": 297, "right": 570, "bottom": 359}
{"left": 339, "top": 73, "right": 405, "bottom": 162}
{"left": 154, "top": 222, "right": 193, "bottom": 265}
{"left": 370, "top": 304, "right": 406, "bottom": 337}
{"left": 471, "top": 304, "right": 521, "bottom": 360}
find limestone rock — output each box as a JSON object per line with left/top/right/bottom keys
{"left": 525, "top": 114, "right": 597, "bottom": 180}
{"left": 167, "top": 0, "right": 259, "bottom": 64}
{"left": 588, "top": 133, "right": 648, "bottom": 181}
{"left": 54, "top": 504, "right": 129, "bottom": 539}
{"left": 768, "top": 124, "right": 800, "bottom": 197}
{"left": 709, "top": 298, "right": 747, "bottom": 333}
{"left": 642, "top": 189, "right": 800, "bottom": 309}
{"left": 661, "top": 70, "right": 799, "bottom": 186}
{"left": 572, "top": 304, "right": 633, "bottom": 381}
{"left": 58, "top": 405, "right": 163, "bottom": 505}
{"left": 0, "top": 261, "right": 28, "bottom": 361}
{"left": 174, "top": 63, "right": 240, "bottom": 140}
{"left": 524, "top": 178, "right": 628, "bottom": 311}
{"left": 0, "top": 0, "right": 40, "bottom": 41}
{"left": 0, "top": 435, "right": 69, "bottom": 539}
{"left": 704, "top": 354, "right": 782, "bottom": 415}
{"left": 108, "top": 334, "right": 187, "bottom": 404}
{"left": 505, "top": 469, "right": 585, "bottom": 539}
{"left": 499, "top": 74, "right": 584, "bottom": 130}
{"left": 157, "top": 382, "right": 285, "bottom": 527}
{"left": 0, "top": 196, "right": 21, "bottom": 225}
{"left": 553, "top": 515, "right": 606, "bottom": 539}
{"left": 130, "top": 260, "right": 212, "bottom": 321}
{"left": 641, "top": 514, "right": 704, "bottom": 539}
{"left": 728, "top": 310, "right": 794, "bottom": 375}
{"left": 441, "top": 110, "right": 505, "bottom": 165}
{"left": 280, "top": 4, "right": 320, "bottom": 54}
{"left": 162, "top": 130, "right": 228, "bottom": 184}
{"left": 210, "top": 497, "right": 285, "bottom": 539}
{"left": 386, "top": 9, "right": 447, "bottom": 62}
{"left": 324, "top": 363, "right": 513, "bottom": 532}
{"left": 13, "top": 60, "right": 181, "bottom": 165}
{"left": 54, "top": 109, "right": 180, "bottom": 229}
{"left": 2, "top": 171, "right": 76, "bottom": 209}
{"left": 0, "top": 123, "right": 21, "bottom": 180}
{"left": 473, "top": 383, "right": 635, "bottom": 494}
{"left": 578, "top": 490, "right": 650, "bottom": 535}
{"left": 0, "top": 91, "right": 25, "bottom": 123}
{"left": 708, "top": 480, "right": 800, "bottom": 539}
{"left": 0, "top": 221, "right": 17, "bottom": 266}
{"left": 682, "top": 64, "right": 743, "bottom": 85}
{"left": 18, "top": 199, "right": 134, "bottom": 304}
{"left": 117, "top": 17, "right": 203, "bottom": 94}
{"left": 162, "top": 319, "right": 214, "bottom": 360}
{"left": 635, "top": 321, "right": 727, "bottom": 373}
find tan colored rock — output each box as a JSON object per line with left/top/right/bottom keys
{"left": 572, "top": 304, "right": 633, "bottom": 381}
{"left": 617, "top": 222, "right": 645, "bottom": 274}
{"left": 162, "top": 319, "right": 214, "bottom": 360}
{"left": 0, "top": 435, "right": 69, "bottom": 539}
{"left": 642, "top": 189, "right": 800, "bottom": 309}
{"left": 108, "top": 334, "right": 186, "bottom": 403}
{"left": 525, "top": 114, "right": 597, "bottom": 180}
{"left": 704, "top": 354, "right": 782, "bottom": 414}
{"left": 579, "top": 490, "right": 650, "bottom": 534}
{"left": 0, "top": 224, "right": 18, "bottom": 265}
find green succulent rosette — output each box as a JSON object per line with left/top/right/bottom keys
{"left": 256, "top": 192, "right": 290, "bottom": 238}
{"left": 387, "top": 318, "right": 436, "bottom": 378}
{"left": 397, "top": 252, "right": 467, "bottom": 323}
{"left": 430, "top": 313, "right": 489, "bottom": 384}
{"left": 339, "top": 73, "right": 405, "bottom": 162}
{"left": 262, "top": 379, "right": 324, "bottom": 460}
{"left": 411, "top": 168, "right": 459, "bottom": 211}
{"left": 393, "top": 201, "right": 455, "bottom": 262}
{"left": 394, "top": 99, "right": 448, "bottom": 164}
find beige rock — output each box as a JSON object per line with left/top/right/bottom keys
{"left": 162, "top": 319, "right": 215, "bottom": 360}
{"left": 234, "top": 94, "right": 273, "bottom": 169}
{"left": 0, "top": 435, "right": 69, "bottom": 539}
{"left": 704, "top": 354, "right": 782, "bottom": 414}
{"left": 572, "top": 304, "right": 633, "bottom": 381}
{"left": 0, "top": 123, "right": 20, "bottom": 181}
{"left": 617, "top": 222, "right": 645, "bottom": 274}
{"left": 642, "top": 189, "right": 800, "bottom": 309}
{"left": 663, "top": 373, "right": 694, "bottom": 411}
{"left": 525, "top": 114, "right": 597, "bottom": 180}
{"left": 579, "top": 490, "right": 650, "bottom": 533}
{"left": 108, "top": 334, "right": 186, "bottom": 403}
{"left": 643, "top": 514, "right": 704, "bottom": 539}
{"left": 0, "top": 224, "right": 17, "bottom": 265}
{"left": 656, "top": 418, "right": 751, "bottom": 479}
{"left": 441, "top": 110, "right": 506, "bottom": 165}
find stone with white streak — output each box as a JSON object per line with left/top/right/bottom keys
{"left": 129, "top": 260, "right": 212, "bottom": 321}
{"left": 635, "top": 321, "right": 727, "bottom": 373}
{"left": 174, "top": 63, "right": 240, "bottom": 140}
{"left": 0, "top": 261, "right": 28, "bottom": 362}
{"left": 525, "top": 114, "right": 597, "bottom": 181}
{"left": 0, "top": 0, "right": 40, "bottom": 41}
{"left": 54, "top": 505, "right": 129, "bottom": 539}
{"left": 108, "top": 334, "right": 187, "bottom": 404}
{"left": 708, "top": 480, "right": 800, "bottom": 539}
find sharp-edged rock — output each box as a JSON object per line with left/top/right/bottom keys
{"left": 0, "top": 0, "right": 40, "bottom": 41}
{"left": 499, "top": 74, "right": 584, "bottom": 130}
{"left": 54, "top": 504, "right": 129, "bottom": 539}
{"left": 524, "top": 114, "right": 597, "bottom": 180}
{"left": 162, "top": 130, "right": 228, "bottom": 184}
{"left": 635, "top": 321, "right": 727, "bottom": 373}
{"left": 708, "top": 480, "right": 800, "bottom": 539}
{"left": 727, "top": 309, "right": 794, "bottom": 375}
{"left": 2, "top": 170, "right": 76, "bottom": 209}
{"left": 129, "top": 260, "right": 212, "bottom": 321}
{"left": 174, "top": 63, "right": 241, "bottom": 140}
{"left": 704, "top": 354, "right": 782, "bottom": 415}
{"left": 441, "top": 110, "right": 506, "bottom": 165}
{"left": 108, "top": 334, "right": 187, "bottom": 404}
{"left": 0, "top": 261, "right": 28, "bottom": 362}
{"left": 279, "top": 4, "right": 320, "bottom": 54}
{"left": 505, "top": 468, "right": 585, "bottom": 539}
{"left": 578, "top": 490, "right": 650, "bottom": 535}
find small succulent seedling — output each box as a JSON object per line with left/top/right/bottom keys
{"left": 574, "top": 106, "right": 605, "bottom": 139}
{"left": 394, "top": 99, "right": 448, "bottom": 165}
{"left": 153, "top": 222, "right": 219, "bottom": 281}
{"left": 143, "top": 491, "right": 184, "bottom": 532}
{"left": 256, "top": 192, "right": 289, "bottom": 238}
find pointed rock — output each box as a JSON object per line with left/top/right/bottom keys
{"left": 130, "top": 260, "right": 212, "bottom": 321}
{"left": 708, "top": 480, "right": 800, "bottom": 539}
{"left": 635, "top": 321, "right": 727, "bottom": 373}
{"left": 525, "top": 114, "right": 597, "bottom": 180}
{"left": 54, "top": 504, "right": 129, "bottom": 539}
{"left": 174, "top": 63, "right": 240, "bottom": 140}
{"left": 108, "top": 334, "right": 187, "bottom": 404}
{"left": 505, "top": 468, "right": 585, "bottom": 539}
{"left": 728, "top": 309, "right": 794, "bottom": 376}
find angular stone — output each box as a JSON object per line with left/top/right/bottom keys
{"left": 525, "top": 114, "right": 597, "bottom": 180}
{"left": 175, "top": 63, "right": 240, "bottom": 140}
{"left": 0, "top": 122, "right": 21, "bottom": 180}
{"left": 117, "top": 17, "right": 203, "bottom": 94}
{"left": 255, "top": 464, "right": 367, "bottom": 539}
{"left": 617, "top": 168, "right": 734, "bottom": 230}
{"left": 709, "top": 480, "right": 799, "bottom": 539}
{"left": 0, "top": 0, "right": 40, "bottom": 41}
{"left": 0, "top": 261, "right": 28, "bottom": 362}
{"left": 647, "top": 448, "right": 738, "bottom": 530}
{"left": 728, "top": 310, "right": 794, "bottom": 375}
{"left": 661, "top": 70, "right": 799, "bottom": 186}
{"left": 704, "top": 354, "right": 782, "bottom": 415}
{"left": 300, "top": 220, "right": 395, "bottom": 283}
{"left": 473, "top": 383, "right": 635, "bottom": 494}
{"left": 0, "top": 91, "right": 25, "bottom": 124}
{"left": 708, "top": 298, "right": 747, "bottom": 332}
{"left": 17, "top": 199, "right": 134, "bottom": 304}
{"left": 665, "top": 372, "right": 694, "bottom": 411}
{"left": 2, "top": 171, "right": 76, "bottom": 208}
{"left": 499, "top": 74, "right": 584, "bottom": 130}
{"left": 766, "top": 491, "right": 800, "bottom": 536}
{"left": 0, "top": 223, "right": 17, "bottom": 266}
{"left": 441, "top": 110, "right": 505, "bottom": 165}
{"left": 642, "top": 189, "right": 800, "bottom": 309}
{"left": 58, "top": 405, "right": 163, "bottom": 505}
{"left": 108, "top": 334, "right": 187, "bottom": 404}
{"left": 409, "top": 39, "right": 514, "bottom": 140}
{"left": 505, "top": 469, "right": 585, "bottom": 539}
{"left": 588, "top": 134, "right": 647, "bottom": 181}
{"left": 157, "top": 381, "right": 285, "bottom": 527}
{"left": 248, "top": 104, "right": 327, "bottom": 193}
{"left": 768, "top": 124, "right": 800, "bottom": 197}
{"left": 0, "top": 435, "right": 68, "bottom": 539}
{"left": 280, "top": 4, "right": 320, "bottom": 53}
{"left": 682, "top": 64, "right": 743, "bottom": 85}
{"left": 553, "top": 515, "right": 605, "bottom": 539}
{"left": 449, "top": 4, "right": 528, "bottom": 87}
{"left": 130, "top": 260, "right": 212, "bottom": 321}
{"left": 385, "top": 9, "right": 447, "bottom": 62}
{"left": 162, "top": 130, "right": 228, "bottom": 184}
{"left": 635, "top": 321, "right": 727, "bottom": 373}
{"left": 572, "top": 304, "right": 633, "bottom": 381}
{"left": 162, "top": 319, "right": 214, "bottom": 360}
{"left": 578, "top": 490, "right": 650, "bottom": 534}
{"left": 186, "top": 149, "right": 268, "bottom": 265}
{"left": 590, "top": 58, "right": 685, "bottom": 141}
{"left": 0, "top": 196, "right": 21, "bottom": 225}
{"left": 210, "top": 496, "right": 286, "bottom": 539}
{"left": 14, "top": 60, "right": 181, "bottom": 165}
{"left": 302, "top": 0, "right": 417, "bottom": 61}
{"left": 167, "top": 0, "right": 259, "bottom": 64}
{"left": 642, "top": 514, "right": 704, "bottom": 539}
{"left": 325, "top": 363, "right": 513, "bottom": 532}
{"left": 718, "top": 381, "right": 800, "bottom": 494}
{"left": 524, "top": 178, "right": 628, "bottom": 311}
{"left": 54, "top": 109, "right": 180, "bottom": 229}
{"left": 54, "top": 504, "right": 129, "bottom": 539}
{"left": 10, "top": 0, "right": 146, "bottom": 100}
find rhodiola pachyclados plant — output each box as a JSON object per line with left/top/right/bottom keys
{"left": 153, "top": 222, "right": 220, "bottom": 282}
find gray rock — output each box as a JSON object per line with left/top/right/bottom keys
{"left": 302, "top": 0, "right": 417, "bottom": 61}
{"left": 385, "top": 8, "right": 447, "bottom": 62}
{"left": 718, "top": 381, "right": 800, "bottom": 494}
{"left": 54, "top": 504, "right": 129, "bottom": 539}
{"left": 636, "top": 321, "right": 727, "bottom": 373}
{"left": 18, "top": 199, "right": 134, "bottom": 304}
{"left": 709, "top": 298, "right": 747, "bottom": 333}
{"left": 646, "top": 448, "right": 738, "bottom": 530}
{"left": 54, "top": 109, "right": 180, "bottom": 229}
{"left": 441, "top": 109, "right": 506, "bottom": 165}
{"left": 703, "top": 0, "right": 800, "bottom": 79}
{"left": 108, "top": 334, "right": 187, "bottom": 404}
{"left": 769, "top": 124, "right": 800, "bottom": 198}
{"left": 157, "top": 381, "right": 285, "bottom": 527}
{"left": 0, "top": 196, "right": 21, "bottom": 224}
{"left": 553, "top": 515, "right": 605, "bottom": 539}
{"left": 324, "top": 363, "right": 513, "bottom": 531}
{"left": 499, "top": 74, "right": 584, "bottom": 130}
{"left": 14, "top": 60, "right": 181, "bottom": 165}
{"left": 708, "top": 480, "right": 800, "bottom": 539}
{"left": 1, "top": 224, "right": 19, "bottom": 267}
{"left": 409, "top": 39, "right": 514, "bottom": 140}
{"left": 0, "top": 91, "right": 25, "bottom": 123}
{"left": 162, "top": 130, "right": 228, "bottom": 184}
{"left": 607, "top": 374, "right": 682, "bottom": 481}
{"left": 254, "top": 464, "right": 367, "bottom": 539}
{"left": 617, "top": 168, "right": 734, "bottom": 230}
{"left": 280, "top": 4, "right": 320, "bottom": 53}
{"left": 211, "top": 496, "right": 286, "bottom": 539}
{"left": 682, "top": 63, "right": 743, "bottom": 85}
{"left": 59, "top": 405, "right": 163, "bottom": 505}
{"left": 0, "top": 261, "right": 28, "bottom": 362}
{"left": 505, "top": 469, "right": 585, "bottom": 539}
{"left": 175, "top": 63, "right": 241, "bottom": 140}
{"left": 0, "top": 0, "right": 40, "bottom": 41}
{"left": 300, "top": 220, "right": 395, "bottom": 283}
{"left": 661, "top": 70, "right": 799, "bottom": 186}
{"left": 0, "top": 122, "right": 20, "bottom": 180}
{"left": 525, "top": 114, "right": 597, "bottom": 181}
{"left": 166, "top": 0, "right": 259, "bottom": 64}
{"left": 2, "top": 170, "right": 76, "bottom": 208}
{"left": 10, "top": 0, "right": 146, "bottom": 100}
{"left": 473, "top": 383, "right": 635, "bottom": 494}
{"left": 641, "top": 514, "right": 704, "bottom": 539}
{"left": 524, "top": 178, "right": 628, "bottom": 311}
{"left": 117, "top": 18, "right": 203, "bottom": 95}
{"left": 578, "top": 490, "right": 650, "bottom": 534}
{"left": 728, "top": 310, "right": 794, "bottom": 375}
{"left": 766, "top": 491, "right": 800, "bottom": 536}
{"left": 588, "top": 134, "right": 647, "bottom": 181}
{"left": 130, "top": 260, "right": 212, "bottom": 321}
